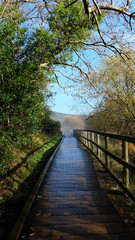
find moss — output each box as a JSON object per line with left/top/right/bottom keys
{"left": 0, "top": 197, "right": 4, "bottom": 204}
{"left": 1, "top": 134, "right": 62, "bottom": 203}
{"left": 3, "top": 190, "right": 13, "bottom": 198}
{"left": 20, "top": 167, "right": 31, "bottom": 180}
{"left": 12, "top": 181, "right": 19, "bottom": 191}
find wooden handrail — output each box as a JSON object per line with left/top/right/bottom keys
{"left": 74, "top": 129, "right": 135, "bottom": 203}
{"left": 74, "top": 129, "right": 135, "bottom": 143}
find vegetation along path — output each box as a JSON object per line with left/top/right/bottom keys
{"left": 18, "top": 134, "right": 134, "bottom": 239}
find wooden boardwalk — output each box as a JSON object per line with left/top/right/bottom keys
{"left": 19, "top": 135, "right": 133, "bottom": 240}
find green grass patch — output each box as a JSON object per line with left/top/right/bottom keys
{"left": 0, "top": 133, "right": 63, "bottom": 240}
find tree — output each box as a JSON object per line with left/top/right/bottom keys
{"left": 0, "top": 4, "right": 55, "bottom": 170}
{"left": 1, "top": 0, "right": 135, "bottom": 135}
{"left": 0, "top": 6, "right": 47, "bottom": 137}
{"left": 1, "top": 0, "right": 135, "bottom": 91}
{"left": 42, "top": 117, "right": 61, "bottom": 135}
{"left": 85, "top": 54, "right": 135, "bottom": 135}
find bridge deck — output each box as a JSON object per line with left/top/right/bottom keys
{"left": 19, "top": 135, "right": 132, "bottom": 240}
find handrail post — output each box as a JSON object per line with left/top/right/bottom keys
{"left": 122, "top": 141, "right": 129, "bottom": 188}
{"left": 86, "top": 131, "right": 88, "bottom": 148}
{"left": 92, "top": 132, "right": 94, "bottom": 152}
{"left": 85, "top": 131, "right": 87, "bottom": 147}
{"left": 90, "top": 132, "right": 92, "bottom": 151}
{"left": 82, "top": 131, "right": 84, "bottom": 144}
{"left": 87, "top": 132, "right": 90, "bottom": 149}
{"left": 97, "top": 134, "right": 101, "bottom": 158}
{"left": 105, "top": 136, "right": 109, "bottom": 168}
{"left": 86, "top": 131, "right": 88, "bottom": 147}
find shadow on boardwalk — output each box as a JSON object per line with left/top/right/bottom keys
{"left": 19, "top": 134, "right": 134, "bottom": 240}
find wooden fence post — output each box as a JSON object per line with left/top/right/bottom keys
{"left": 122, "top": 141, "right": 129, "bottom": 188}
{"left": 85, "top": 131, "right": 88, "bottom": 147}
{"left": 91, "top": 132, "right": 94, "bottom": 153}
{"left": 86, "top": 131, "right": 88, "bottom": 148}
{"left": 87, "top": 132, "right": 90, "bottom": 149}
{"left": 105, "top": 136, "right": 109, "bottom": 168}
{"left": 97, "top": 134, "right": 101, "bottom": 159}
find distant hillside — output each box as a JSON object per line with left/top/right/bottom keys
{"left": 51, "top": 111, "right": 76, "bottom": 122}
{"left": 51, "top": 111, "right": 85, "bottom": 133}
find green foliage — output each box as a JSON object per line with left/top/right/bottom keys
{"left": 24, "top": 0, "right": 103, "bottom": 68}
{"left": 0, "top": 4, "right": 58, "bottom": 171}
{"left": 0, "top": 0, "right": 104, "bottom": 172}
{"left": 42, "top": 117, "right": 61, "bottom": 135}
{"left": 47, "top": 0, "right": 103, "bottom": 62}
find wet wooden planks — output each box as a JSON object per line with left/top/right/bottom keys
{"left": 19, "top": 134, "right": 133, "bottom": 240}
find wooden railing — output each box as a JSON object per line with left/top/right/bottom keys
{"left": 74, "top": 129, "right": 135, "bottom": 203}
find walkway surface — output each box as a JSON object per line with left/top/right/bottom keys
{"left": 19, "top": 135, "right": 132, "bottom": 240}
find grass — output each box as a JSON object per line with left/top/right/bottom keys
{"left": 0, "top": 133, "right": 63, "bottom": 239}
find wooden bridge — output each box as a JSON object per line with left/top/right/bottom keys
{"left": 10, "top": 133, "right": 135, "bottom": 240}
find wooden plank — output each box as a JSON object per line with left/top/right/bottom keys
{"left": 18, "top": 135, "right": 132, "bottom": 240}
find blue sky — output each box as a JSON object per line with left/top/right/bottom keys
{"left": 49, "top": 50, "right": 101, "bottom": 115}
{"left": 50, "top": 79, "right": 92, "bottom": 115}
{"left": 49, "top": 84, "right": 77, "bottom": 114}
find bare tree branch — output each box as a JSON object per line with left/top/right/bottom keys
{"left": 126, "top": 0, "right": 130, "bottom": 9}
{"left": 111, "top": 0, "right": 113, "bottom": 5}
{"left": 82, "top": 0, "right": 90, "bottom": 19}
{"left": 0, "top": 0, "right": 10, "bottom": 18}
{"left": 64, "top": 0, "right": 78, "bottom": 8}
{"left": 53, "top": 71, "right": 67, "bottom": 90}
{"left": 92, "top": 0, "right": 101, "bottom": 16}
{"left": 89, "top": 4, "right": 135, "bottom": 18}
{"left": 54, "top": 69, "right": 81, "bottom": 83}
{"left": 43, "top": 0, "right": 52, "bottom": 16}
{"left": 92, "top": 11, "right": 106, "bottom": 45}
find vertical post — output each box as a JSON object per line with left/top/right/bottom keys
{"left": 91, "top": 132, "right": 94, "bottom": 153}
{"left": 81, "top": 131, "right": 83, "bottom": 143}
{"left": 97, "top": 134, "right": 101, "bottom": 159}
{"left": 105, "top": 136, "right": 109, "bottom": 168}
{"left": 86, "top": 131, "right": 87, "bottom": 147}
{"left": 83, "top": 131, "right": 85, "bottom": 145}
{"left": 122, "top": 141, "right": 129, "bottom": 188}
{"left": 90, "top": 132, "right": 92, "bottom": 150}
{"left": 82, "top": 131, "right": 84, "bottom": 144}
{"left": 87, "top": 132, "right": 90, "bottom": 149}
{"left": 86, "top": 131, "right": 88, "bottom": 148}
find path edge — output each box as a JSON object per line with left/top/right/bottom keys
{"left": 8, "top": 136, "right": 64, "bottom": 240}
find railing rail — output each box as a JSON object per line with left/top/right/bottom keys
{"left": 74, "top": 129, "right": 135, "bottom": 203}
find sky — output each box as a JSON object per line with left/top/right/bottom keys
{"left": 49, "top": 74, "right": 89, "bottom": 115}
{"left": 49, "top": 50, "right": 101, "bottom": 115}
{"left": 49, "top": 84, "right": 77, "bottom": 114}
{"left": 49, "top": 83, "right": 87, "bottom": 115}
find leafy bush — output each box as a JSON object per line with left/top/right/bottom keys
{"left": 42, "top": 117, "right": 61, "bottom": 135}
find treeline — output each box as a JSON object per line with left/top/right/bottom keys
{"left": 0, "top": 5, "right": 61, "bottom": 175}
{"left": 85, "top": 55, "right": 135, "bottom": 136}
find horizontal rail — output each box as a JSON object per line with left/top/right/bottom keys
{"left": 90, "top": 149, "right": 135, "bottom": 203}
{"left": 82, "top": 136, "right": 135, "bottom": 172}
{"left": 74, "top": 129, "right": 135, "bottom": 203}
{"left": 74, "top": 129, "right": 135, "bottom": 144}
